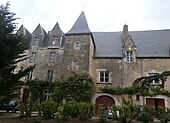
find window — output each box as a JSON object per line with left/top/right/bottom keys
{"left": 44, "top": 90, "right": 51, "bottom": 100}
{"left": 148, "top": 72, "right": 160, "bottom": 85}
{"left": 99, "top": 71, "right": 109, "bottom": 83}
{"left": 47, "top": 70, "right": 53, "bottom": 81}
{"left": 34, "top": 37, "right": 39, "bottom": 45}
{"left": 126, "top": 51, "right": 133, "bottom": 62}
{"left": 74, "top": 41, "right": 81, "bottom": 50}
{"left": 49, "top": 52, "right": 56, "bottom": 62}
{"left": 27, "top": 70, "right": 33, "bottom": 80}
{"left": 136, "top": 94, "right": 140, "bottom": 101}
{"left": 52, "top": 36, "right": 60, "bottom": 46}
{"left": 30, "top": 52, "right": 36, "bottom": 62}
{"left": 71, "top": 61, "right": 78, "bottom": 70}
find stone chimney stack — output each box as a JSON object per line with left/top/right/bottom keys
{"left": 123, "top": 24, "right": 128, "bottom": 42}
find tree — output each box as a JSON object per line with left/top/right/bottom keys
{"left": 52, "top": 72, "right": 94, "bottom": 103}
{"left": 0, "top": 3, "right": 34, "bottom": 101}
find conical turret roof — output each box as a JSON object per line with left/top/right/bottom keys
{"left": 67, "top": 11, "right": 91, "bottom": 34}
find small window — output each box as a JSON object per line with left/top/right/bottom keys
{"left": 47, "top": 70, "right": 53, "bottom": 81}
{"left": 27, "top": 70, "right": 33, "bottom": 80}
{"left": 136, "top": 94, "right": 140, "bottom": 101}
{"left": 30, "top": 52, "right": 36, "bottom": 62}
{"left": 49, "top": 52, "right": 56, "bottom": 62}
{"left": 126, "top": 51, "right": 133, "bottom": 62}
{"left": 74, "top": 41, "right": 81, "bottom": 50}
{"left": 44, "top": 90, "right": 51, "bottom": 100}
{"left": 34, "top": 37, "right": 39, "bottom": 45}
{"left": 71, "top": 61, "right": 78, "bottom": 70}
{"left": 148, "top": 72, "right": 160, "bottom": 85}
{"left": 99, "top": 71, "right": 109, "bottom": 83}
{"left": 53, "top": 36, "right": 58, "bottom": 40}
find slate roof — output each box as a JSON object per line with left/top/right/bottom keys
{"left": 51, "top": 22, "right": 63, "bottom": 35}
{"left": 92, "top": 30, "right": 170, "bottom": 58}
{"left": 33, "top": 24, "right": 46, "bottom": 35}
{"left": 67, "top": 11, "right": 91, "bottom": 34}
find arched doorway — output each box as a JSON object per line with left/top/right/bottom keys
{"left": 95, "top": 95, "right": 115, "bottom": 112}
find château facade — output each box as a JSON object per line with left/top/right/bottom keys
{"left": 17, "top": 11, "right": 170, "bottom": 108}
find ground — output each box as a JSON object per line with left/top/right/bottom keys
{"left": 0, "top": 111, "right": 153, "bottom": 123}
{"left": 0, "top": 111, "right": 100, "bottom": 123}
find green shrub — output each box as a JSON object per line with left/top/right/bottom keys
{"left": 41, "top": 100, "right": 57, "bottom": 119}
{"left": 61, "top": 100, "right": 78, "bottom": 120}
{"left": 98, "top": 104, "right": 108, "bottom": 123}
{"left": 78, "top": 102, "right": 95, "bottom": 121}
{"left": 17, "top": 100, "right": 34, "bottom": 117}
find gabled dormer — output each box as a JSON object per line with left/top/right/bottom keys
{"left": 48, "top": 22, "right": 65, "bottom": 48}
{"left": 17, "top": 25, "right": 32, "bottom": 46}
{"left": 122, "top": 24, "right": 137, "bottom": 63}
{"left": 31, "top": 24, "right": 47, "bottom": 47}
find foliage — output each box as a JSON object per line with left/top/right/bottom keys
{"left": 98, "top": 104, "right": 108, "bottom": 123}
{"left": 78, "top": 102, "right": 95, "bottom": 121}
{"left": 100, "top": 71, "right": 170, "bottom": 102}
{"left": 0, "top": 2, "right": 34, "bottom": 101}
{"left": 116, "top": 99, "right": 140, "bottom": 123}
{"left": 61, "top": 100, "right": 79, "bottom": 120}
{"left": 51, "top": 80, "right": 64, "bottom": 105}
{"left": 52, "top": 72, "right": 94, "bottom": 102}
{"left": 156, "top": 106, "right": 170, "bottom": 123}
{"left": 60, "top": 101, "right": 94, "bottom": 121}
{"left": 137, "top": 105, "right": 156, "bottom": 123}
{"left": 27, "top": 80, "right": 55, "bottom": 101}
{"left": 41, "top": 100, "right": 57, "bottom": 119}
{"left": 17, "top": 100, "right": 34, "bottom": 117}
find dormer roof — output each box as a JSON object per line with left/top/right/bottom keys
{"left": 51, "top": 22, "right": 63, "bottom": 35}
{"left": 67, "top": 11, "right": 91, "bottom": 34}
{"left": 17, "top": 24, "right": 32, "bottom": 37}
{"left": 33, "top": 24, "right": 46, "bottom": 35}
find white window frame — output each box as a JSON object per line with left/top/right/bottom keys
{"left": 148, "top": 72, "right": 160, "bottom": 85}
{"left": 99, "top": 71, "right": 110, "bottom": 83}
{"left": 126, "top": 51, "right": 133, "bottom": 62}
{"left": 44, "top": 90, "right": 51, "bottom": 100}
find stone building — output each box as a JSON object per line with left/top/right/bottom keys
{"left": 17, "top": 11, "right": 170, "bottom": 108}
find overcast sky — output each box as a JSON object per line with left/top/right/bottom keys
{"left": 1, "top": 0, "right": 170, "bottom": 33}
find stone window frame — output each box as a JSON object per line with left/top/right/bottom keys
{"left": 71, "top": 61, "right": 79, "bottom": 70}
{"left": 46, "top": 69, "right": 54, "bottom": 81}
{"left": 147, "top": 70, "right": 160, "bottom": 85}
{"left": 97, "top": 69, "right": 111, "bottom": 83}
{"left": 34, "top": 36, "right": 39, "bottom": 45}
{"left": 125, "top": 51, "right": 133, "bottom": 63}
{"left": 49, "top": 51, "right": 56, "bottom": 62}
{"left": 43, "top": 90, "right": 51, "bottom": 100}
{"left": 74, "top": 41, "right": 81, "bottom": 50}
{"left": 30, "top": 52, "right": 36, "bottom": 62}
{"left": 27, "top": 69, "right": 34, "bottom": 80}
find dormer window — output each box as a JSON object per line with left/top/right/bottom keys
{"left": 34, "top": 37, "right": 39, "bottom": 45}
{"left": 126, "top": 51, "right": 133, "bottom": 62}
{"left": 53, "top": 36, "right": 58, "bottom": 40}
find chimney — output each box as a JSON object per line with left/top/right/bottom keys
{"left": 123, "top": 24, "right": 128, "bottom": 42}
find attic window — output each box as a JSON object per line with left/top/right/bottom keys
{"left": 53, "top": 36, "right": 58, "bottom": 40}
{"left": 126, "top": 51, "right": 133, "bottom": 62}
